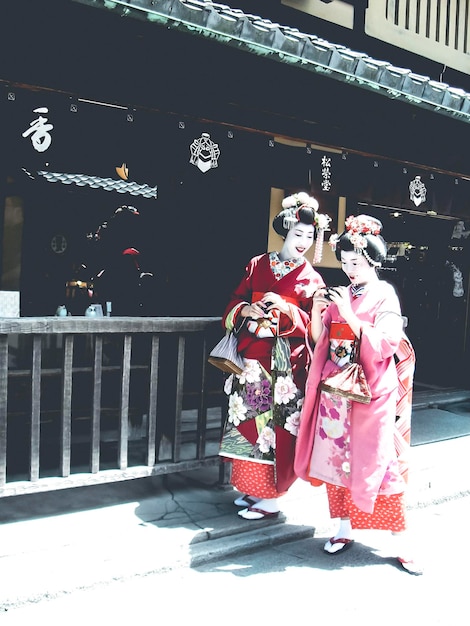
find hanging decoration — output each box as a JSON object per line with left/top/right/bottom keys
{"left": 451, "top": 220, "right": 470, "bottom": 240}
{"left": 446, "top": 261, "right": 465, "bottom": 297}
{"left": 321, "top": 155, "right": 332, "bottom": 192}
{"left": 189, "top": 132, "right": 220, "bottom": 173}
{"left": 409, "top": 175, "right": 427, "bottom": 206}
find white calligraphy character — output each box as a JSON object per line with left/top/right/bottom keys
{"left": 22, "top": 107, "right": 54, "bottom": 153}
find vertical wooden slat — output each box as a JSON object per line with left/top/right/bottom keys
{"left": 435, "top": 0, "right": 446, "bottom": 42}
{"left": 90, "top": 335, "right": 103, "bottom": 473}
{"left": 465, "top": 0, "right": 469, "bottom": 52}
{"left": 429, "top": 0, "right": 438, "bottom": 41}
{"left": 172, "top": 335, "right": 185, "bottom": 463}
{"left": 196, "top": 335, "right": 209, "bottom": 459}
{"left": 60, "top": 335, "right": 74, "bottom": 477}
{"left": 418, "top": 0, "right": 428, "bottom": 36}
{"left": 387, "top": 0, "right": 398, "bottom": 23}
{"left": 408, "top": 0, "right": 418, "bottom": 32}
{"left": 146, "top": 334, "right": 159, "bottom": 466}
{"left": 218, "top": 392, "right": 230, "bottom": 485}
{"left": 456, "top": 0, "right": 468, "bottom": 51}
{"left": 0, "top": 336, "right": 9, "bottom": 487}
{"left": 30, "top": 335, "right": 42, "bottom": 482}
{"left": 448, "top": 0, "right": 458, "bottom": 47}
{"left": 118, "top": 334, "right": 132, "bottom": 470}
{"left": 397, "top": 0, "right": 408, "bottom": 28}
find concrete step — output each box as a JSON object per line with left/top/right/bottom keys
{"left": 189, "top": 520, "right": 315, "bottom": 568}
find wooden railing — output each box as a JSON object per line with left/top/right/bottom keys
{"left": 0, "top": 317, "right": 227, "bottom": 497}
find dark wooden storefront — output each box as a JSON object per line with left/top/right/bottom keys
{"left": 1, "top": 0, "right": 469, "bottom": 495}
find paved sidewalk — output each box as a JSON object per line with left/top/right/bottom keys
{"left": 1, "top": 392, "right": 470, "bottom": 610}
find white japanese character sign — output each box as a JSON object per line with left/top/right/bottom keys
{"left": 321, "top": 155, "right": 332, "bottom": 192}
{"left": 22, "top": 107, "right": 54, "bottom": 153}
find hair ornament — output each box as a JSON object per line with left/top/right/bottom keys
{"left": 362, "top": 248, "right": 382, "bottom": 267}
{"left": 281, "top": 192, "right": 319, "bottom": 231}
{"left": 282, "top": 208, "right": 299, "bottom": 231}
{"left": 312, "top": 211, "right": 332, "bottom": 262}
{"left": 345, "top": 215, "right": 382, "bottom": 236}
{"left": 344, "top": 214, "right": 382, "bottom": 255}
{"left": 282, "top": 191, "right": 318, "bottom": 211}
{"left": 329, "top": 233, "right": 340, "bottom": 252}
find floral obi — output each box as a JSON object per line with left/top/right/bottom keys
{"left": 329, "top": 322, "right": 356, "bottom": 368}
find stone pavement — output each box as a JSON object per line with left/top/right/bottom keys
{"left": 1, "top": 388, "right": 470, "bottom": 610}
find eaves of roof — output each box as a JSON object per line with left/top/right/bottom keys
{"left": 71, "top": 0, "right": 470, "bottom": 125}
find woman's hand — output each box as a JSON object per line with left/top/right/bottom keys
{"left": 326, "top": 286, "right": 361, "bottom": 337}
{"left": 325, "top": 286, "right": 352, "bottom": 317}
{"left": 309, "top": 288, "right": 330, "bottom": 343}
{"left": 241, "top": 292, "right": 291, "bottom": 320}
{"left": 261, "top": 292, "right": 290, "bottom": 316}
{"left": 241, "top": 301, "right": 270, "bottom": 319}
{"left": 312, "top": 288, "right": 330, "bottom": 314}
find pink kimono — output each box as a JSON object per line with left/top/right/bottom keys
{"left": 295, "top": 280, "right": 415, "bottom": 515}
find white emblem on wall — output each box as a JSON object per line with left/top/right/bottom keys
{"left": 189, "top": 133, "right": 220, "bottom": 173}
{"left": 409, "top": 175, "right": 427, "bottom": 207}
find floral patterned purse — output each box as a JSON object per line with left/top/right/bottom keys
{"left": 320, "top": 331, "right": 372, "bottom": 404}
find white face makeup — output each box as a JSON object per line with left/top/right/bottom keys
{"left": 340, "top": 250, "right": 378, "bottom": 286}
{"left": 280, "top": 222, "right": 315, "bottom": 260}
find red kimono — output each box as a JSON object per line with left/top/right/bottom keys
{"left": 219, "top": 252, "right": 324, "bottom": 495}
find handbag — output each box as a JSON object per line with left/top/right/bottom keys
{"left": 208, "top": 330, "right": 245, "bottom": 375}
{"left": 320, "top": 332, "right": 371, "bottom": 404}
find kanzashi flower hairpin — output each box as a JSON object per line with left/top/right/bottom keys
{"left": 329, "top": 215, "right": 383, "bottom": 266}
{"left": 329, "top": 215, "right": 382, "bottom": 252}
{"left": 345, "top": 215, "right": 381, "bottom": 236}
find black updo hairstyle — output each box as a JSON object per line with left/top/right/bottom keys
{"left": 272, "top": 205, "right": 319, "bottom": 239}
{"left": 272, "top": 192, "right": 320, "bottom": 239}
{"left": 334, "top": 215, "right": 387, "bottom": 267}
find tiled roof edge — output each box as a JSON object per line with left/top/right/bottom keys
{"left": 72, "top": 0, "right": 470, "bottom": 123}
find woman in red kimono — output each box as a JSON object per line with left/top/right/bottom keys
{"left": 219, "top": 192, "right": 328, "bottom": 520}
{"left": 295, "top": 215, "right": 423, "bottom": 574}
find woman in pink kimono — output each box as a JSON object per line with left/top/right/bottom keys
{"left": 295, "top": 215, "right": 422, "bottom": 574}
{"left": 219, "top": 192, "right": 329, "bottom": 520}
